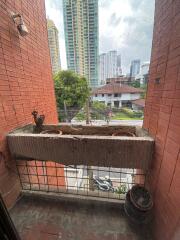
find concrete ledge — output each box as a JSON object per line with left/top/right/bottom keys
{"left": 7, "top": 124, "right": 154, "bottom": 170}
{"left": 21, "top": 190, "right": 125, "bottom": 207}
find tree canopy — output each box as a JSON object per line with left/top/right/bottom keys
{"left": 129, "top": 80, "right": 141, "bottom": 88}
{"left": 54, "top": 70, "right": 89, "bottom": 109}
{"left": 75, "top": 101, "right": 111, "bottom": 121}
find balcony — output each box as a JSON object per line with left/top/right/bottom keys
{"left": 10, "top": 193, "right": 152, "bottom": 240}
{"left": 8, "top": 158, "right": 152, "bottom": 240}
{"left": 7, "top": 124, "right": 154, "bottom": 239}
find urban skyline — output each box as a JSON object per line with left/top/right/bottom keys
{"left": 47, "top": 19, "right": 61, "bottom": 74}
{"left": 99, "top": 50, "right": 122, "bottom": 85}
{"left": 63, "top": 0, "right": 99, "bottom": 88}
{"left": 45, "top": 0, "right": 155, "bottom": 73}
{"left": 47, "top": 14, "right": 147, "bottom": 84}
{"left": 46, "top": 15, "right": 146, "bottom": 84}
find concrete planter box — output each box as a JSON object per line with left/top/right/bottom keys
{"left": 7, "top": 124, "right": 154, "bottom": 170}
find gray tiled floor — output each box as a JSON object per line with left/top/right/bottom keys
{"left": 10, "top": 195, "right": 153, "bottom": 240}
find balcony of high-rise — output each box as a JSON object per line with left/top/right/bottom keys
{"left": 0, "top": 0, "right": 180, "bottom": 240}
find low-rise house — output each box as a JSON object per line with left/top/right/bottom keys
{"left": 132, "top": 99, "right": 145, "bottom": 111}
{"left": 92, "top": 83, "right": 144, "bottom": 108}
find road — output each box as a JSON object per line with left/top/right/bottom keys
{"left": 71, "top": 119, "right": 143, "bottom": 126}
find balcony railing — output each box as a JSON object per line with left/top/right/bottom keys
{"left": 16, "top": 160, "right": 146, "bottom": 201}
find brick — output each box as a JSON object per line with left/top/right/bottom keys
{"left": 162, "top": 90, "right": 174, "bottom": 98}
{"left": 144, "top": 1, "right": 180, "bottom": 239}
{"left": 0, "top": 85, "right": 10, "bottom": 91}
{"left": 165, "top": 137, "right": 179, "bottom": 157}
{"left": 157, "top": 151, "right": 176, "bottom": 194}
{"left": 172, "top": 106, "right": 180, "bottom": 117}
{"left": 173, "top": 98, "right": 180, "bottom": 107}
{"left": 160, "top": 105, "right": 172, "bottom": 113}
{"left": 168, "top": 153, "right": 180, "bottom": 200}
{"left": 0, "top": 0, "right": 58, "bottom": 209}
{"left": 159, "top": 199, "right": 179, "bottom": 240}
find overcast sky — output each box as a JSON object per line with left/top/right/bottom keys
{"left": 45, "top": 0, "right": 155, "bottom": 74}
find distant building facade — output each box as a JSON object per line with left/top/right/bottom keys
{"left": 117, "top": 54, "right": 122, "bottom": 76}
{"left": 106, "top": 76, "right": 131, "bottom": 85}
{"left": 135, "top": 62, "right": 150, "bottom": 85}
{"left": 92, "top": 83, "right": 143, "bottom": 108}
{"left": 63, "top": 0, "right": 99, "bottom": 88}
{"left": 107, "top": 51, "right": 118, "bottom": 79}
{"left": 99, "top": 53, "right": 107, "bottom": 86}
{"left": 141, "top": 62, "right": 150, "bottom": 75}
{"left": 130, "top": 59, "right": 140, "bottom": 78}
{"left": 47, "top": 19, "right": 61, "bottom": 74}
{"left": 99, "top": 50, "right": 122, "bottom": 85}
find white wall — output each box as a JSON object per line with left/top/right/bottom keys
{"left": 92, "top": 93, "right": 141, "bottom": 107}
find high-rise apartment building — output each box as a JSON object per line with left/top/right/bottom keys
{"left": 99, "top": 50, "right": 122, "bottom": 85}
{"left": 130, "top": 59, "right": 140, "bottom": 78}
{"left": 47, "top": 19, "right": 61, "bottom": 74}
{"left": 106, "top": 51, "right": 118, "bottom": 79}
{"left": 117, "top": 54, "right": 122, "bottom": 76}
{"left": 99, "top": 53, "right": 107, "bottom": 86}
{"left": 63, "top": 0, "right": 99, "bottom": 88}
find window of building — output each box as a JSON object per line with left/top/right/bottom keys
{"left": 114, "top": 93, "right": 121, "bottom": 97}
{"left": 95, "top": 94, "right": 97, "bottom": 97}
{"left": 114, "top": 101, "right": 120, "bottom": 108}
{"left": 108, "top": 94, "right": 112, "bottom": 97}
{"left": 102, "top": 94, "right": 104, "bottom": 97}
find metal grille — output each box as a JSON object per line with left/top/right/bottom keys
{"left": 16, "top": 160, "right": 146, "bottom": 200}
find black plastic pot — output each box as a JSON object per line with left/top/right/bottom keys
{"left": 124, "top": 186, "right": 153, "bottom": 224}
{"left": 130, "top": 185, "right": 153, "bottom": 211}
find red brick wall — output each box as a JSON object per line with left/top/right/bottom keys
{"left": 0, "top": 0, "right": 58, "bottom": 207}
{"left": 144, "top": 0, "right": 180, "bottom": 239}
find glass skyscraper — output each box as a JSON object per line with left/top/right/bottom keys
{"left": 63, "top": 0, "right": 99, "bottom": 88}
{"left": 130, "top": 59, "right": 141, "bottom": 78}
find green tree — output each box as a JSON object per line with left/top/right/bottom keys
{"left": 54, "top": 70, "right": 89, "bottom": 109}
{"left": 91, "top": 101, "right": 107, "bottom": 111}
{"left": 91, "top": 101, "right": 110, "bottom": 121}
{"left": 129, "top": 80, "right": 141, "bottom": 88}
{"left": 75, "top": 101, "right": 110, "bottom": 121}
{"left": 54, "top": 70, "right": 89, "bottom": 121}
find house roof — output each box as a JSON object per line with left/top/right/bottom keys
{"left": 132, "top": 99, "right": 145, "bottom": 107}
{"left": 93, "top": 83, "right": 144, "bottom": 95}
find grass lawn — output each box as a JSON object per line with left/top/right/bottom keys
{"left": 112, "top": 112, "right": 143, "bottom": 120}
